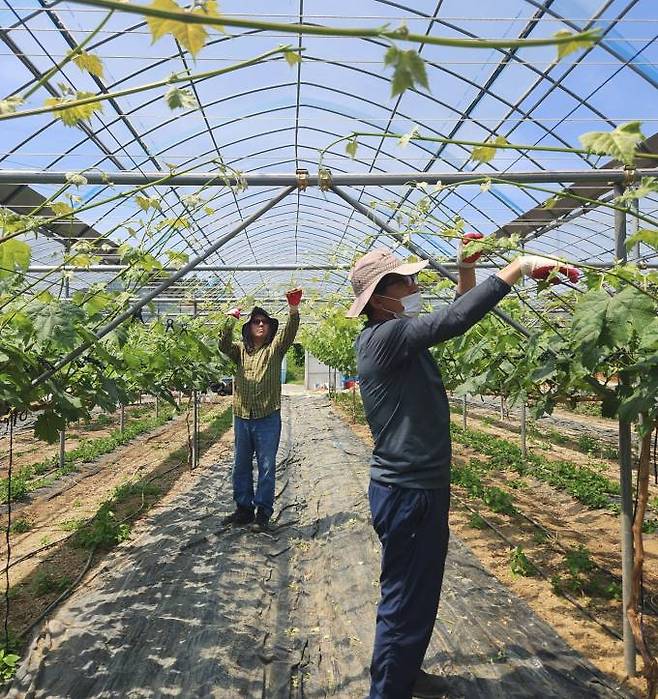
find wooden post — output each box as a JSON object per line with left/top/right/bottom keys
{"left": 120, "top": 405, "right": 126, "bottom": 434}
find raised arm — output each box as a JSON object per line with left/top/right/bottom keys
{"left": 372, "top": 255, "right": 580, "bottom": 366}
{"left": 218, "top": 309, "right": 242, "bottom": 364}
{"left": 272, "top": 288, "right": 302, "bottom": 355}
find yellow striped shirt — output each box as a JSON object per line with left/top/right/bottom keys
{"left": 219, "top": 311, "right": 300, "bottom": 419}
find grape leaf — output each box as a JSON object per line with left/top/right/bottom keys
{"left": 606, "top": 286, "right": 655, "bottom": 346}
{"left": 35, "top": 411, "right": 66, "bottom": 444}
{"left": 0, "top": 96, "right": 24, "bottom": 115}
{"left": 625, "top": 228, "right": 658, "bottom": 252}
{"left": 471, "top": 136, "right": 510, "bottom": 164}
{"left": 345, "top": 137, "right": 358, "bottom": 159}
{"left": 165, "top": 86, "right": 198, "bottom": 110}
{"left": 384, "top": 46, "right": 429, "bottom": 97}
{"left": 570, "top": 290, "right": 609, "bottom": 364}
{"left": 45, "top": 92, "right": 103, "bottom": 127}
{"left": 579, "top": 121, "right": 645, "bottom": 166}
{"left": 0, "top": 239, "right": 31, "bottom": 279}
{"left": 282, "top": 48, "right": 301, "bottom": 67}
{"left": 73, "top": 52, "right": 104, "bottom": 78}
{"left": 51, "top": 201, "right": 74, "bottom": 217}
{"left": 146, "top": 0, "right": 223, "bottom": 57}
{"left": 553, "top": 29, "right": 598, "bottom": 60}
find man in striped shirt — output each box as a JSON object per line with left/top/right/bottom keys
{"left": 219, "top": 288, "right": 302, "bottom": 531}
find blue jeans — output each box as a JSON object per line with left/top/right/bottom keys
{"left": 233, "top": 411, "right": 281, "bottom": 517}
{"left": 368, "top": 480, "right": 451, "bottom": 699}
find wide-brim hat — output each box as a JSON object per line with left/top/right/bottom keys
{"left": 241, "top": 306, "right": 279, "bottom": 346}
{"left": 346, "top": 249, "right": 429, "bottom": 318}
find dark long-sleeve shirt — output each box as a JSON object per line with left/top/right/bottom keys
{"left": 356, "top": 275, "right": 511, "bottom": 489}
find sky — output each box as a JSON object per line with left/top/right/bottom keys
{"left": 1, "top": 0, "right": 657, "bottom": 302}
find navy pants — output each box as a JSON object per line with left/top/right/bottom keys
{"left": 368, "top": 480, "right": 451, "bottom": 699}
{"left": 233, "top": 411, "right": 281, "bottom": 517}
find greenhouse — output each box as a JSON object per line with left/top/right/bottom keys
{"left": 1, "top": 0, "right": 658, "bottom": 696}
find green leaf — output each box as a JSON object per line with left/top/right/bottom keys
{"left": 345, "top": 136, "right": 358, "bottom": 159}
{"left": 161, "top": 216, "right": 190, "bottom": 230}
{"left": 0, "top": 239, "right": 31, "bottom": 279}
{"left": 553, "top": 29, "right": 597, "bottom": 60}
{"left": 164, "top": 86, "right": 198, "bottom": 110}
{"left": 579, "top": 121, "right": 645, "bottom": 166}
{"left": 0, "top": 96, "right": 24, "bottom": 115}
{"left": 530, "top": 358, "right": 556, "bottom": 383}
{"left": 471, "top": 136, "right": 510, "bottom": 164}
{"left": 65, "top": 172, "right": 88, "bottom": 187}
{"left": 625, "top": 228, "right": 658, "bottom": 252}
{"left": 135, "top": 195, "right": 161, "bottom": 211}
{"left": 51, "top": 201, "right": 74, "bottom": 217}
{"left": 165, "top": 250, "right": 189, "bottom": 268}
{"left": 638, "top": 318, "right": 658, "bottom": 351}
{"left": 384, "top": 46, "right": 429, "bottom": 97}
{"left": 73, "top": 52, "right": 104, "bottom": 78}
{"left": 606, "top": 286, "right": 655, "bottom": 346}
{"left": 282, "top": 48, "right": 301, "bottom": 67}
{"left": 34, "top": 411, "right": 66, "bottom": 444}
{"left": 45, "top": 92, "right": 103, "bottom": 127}
{"left": 571, "top": 290, "right": 609, "bottom": 363}
{"left": 615, "top": 178, "right": 658, "bottom": 204}
{"left": 146, "top": 0, "right": 223, "bottom": 56}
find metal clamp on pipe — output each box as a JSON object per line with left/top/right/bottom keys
{"left": 623, "top": 166, "right": 637, "bottom": 187}
{"left": 318, "top": 168, "right": 333, "bottom": 191}
{"left": 296, "top": 168, "right": 309, "bottom": 191}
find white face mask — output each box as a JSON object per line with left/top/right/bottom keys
{"left": 378, "top": 291, "right": 423, "bottom": 318}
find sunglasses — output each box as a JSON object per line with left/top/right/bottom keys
{"left": 375, "top": 273, "right": 418, "bottom": 293}
{"left": 251, "top": 317, "right": 270, "bottom": 326}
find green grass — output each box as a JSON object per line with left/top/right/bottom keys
{"left": 1, "top": 411, "right": 175, "bottom": 504}
{"left": 72, "top": 406, "right": 233, "bottom": 550}
{"left": 30, "top": 570, "right": 73, "bottom": 597}
{"left": 9, "top": 518, "right": 31, "bottom": 534}
{"left": 450, "top": 422, "right": 619, "bottom": 510}
{"left": 332, "top": 392, "right": 619, "bottom": 511}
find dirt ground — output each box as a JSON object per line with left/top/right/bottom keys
{"left": 8, "top": 392, "right": 632, "bottom": 698}
{"left": 0, "top": 397, "right": 232, "bottom": 640}
{"left": 335, "top": 401, "right": 653, "bottom": 699}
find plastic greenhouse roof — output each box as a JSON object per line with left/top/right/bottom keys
{"left": 2, "top": 0, "right": 658, "bottom": 307}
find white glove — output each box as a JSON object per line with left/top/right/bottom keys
{"left": 518, "top": 255, "right": 580, "bottom": 284}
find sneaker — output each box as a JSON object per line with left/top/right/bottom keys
{"left": 412, "top": 669, "right": 451, "bottom": 699}
{"left": 221, "top": 506, "right": 254, "bottom": 526}
{"left": 252, "top": 509, "right": 271, "bottom": 532}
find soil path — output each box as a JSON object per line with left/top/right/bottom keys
{"left": 10, "top": 393, "right": 631, "bottom": 698}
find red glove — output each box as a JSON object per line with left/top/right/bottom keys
{"left": 226, "top": 307, "right": 242, "bottom": 319}
{"left": 519, "top": 255, "right": 581, "bottom": 284}
{"left": 457, "top": 232, "right": 485, "bottom": 267}
{"left": 286, "top": 288, "right": 303, "bottom": 307}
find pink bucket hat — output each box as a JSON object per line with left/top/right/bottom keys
{"left": 346, "top": 249, "right": 429, "bottom": 318}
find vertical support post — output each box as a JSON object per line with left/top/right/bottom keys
{"left": 155, "top": 395, "right": 160, "bottom": 419}
{"left": 614, "top": 183, "right": 636, "bottom": 676}
{"left": 58, "top": 429, "right": 65, "bottom": 471}
{"left": 120, "top": 404, "right": 126, "bottom": 434}
{"left": 520, "top": 401, "right": 528, "bottom": 458}
{"left": 629, "top": 197, "right": 641, "bottom": 261}
{"left": 191, "top": 300, "right": 199, "bottom": 469}
{"left": 462, "top": 395, "right": 467, "bottom": 429}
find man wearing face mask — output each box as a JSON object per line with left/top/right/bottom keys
{"left": 346, "top": 243, "right": 579, "bottom": 699}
